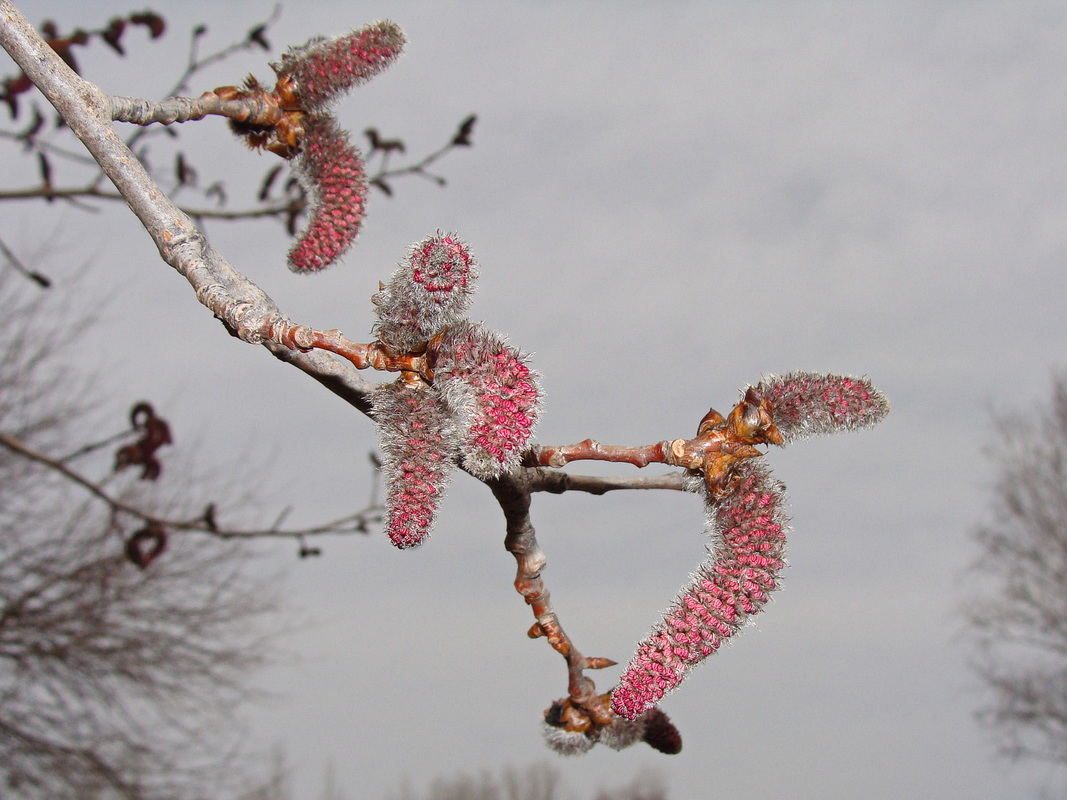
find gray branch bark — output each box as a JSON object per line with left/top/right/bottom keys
{"left": 110, "top": 94, "right": 254, "bottom": 126}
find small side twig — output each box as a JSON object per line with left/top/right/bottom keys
{"left": 0, "top": 432, "right": 383, "bottom": 541}
{"left": 528, "top": 439, "right": 674, "bottom": 469}
{"left": 529, "top": 388, "right": 785, "bottom": 499}
{"left": 488, "top": 471, "right": 616, "bottom": 711}
{"left": 115, "top": 7, "right": 282, "bottom": 157}
{"left": 265, "top": 323, "right": 434, "bottom": 380}
{"left": 110, "top": 93, "right": 285, "bottom": 128}
{"left": 0, "top": 234, "right": 49, "bottom": 286}
{"left": 526, "top": 468, "right": 687, "bottom": 496}
{"left": 365, "top": 114, "right": 477, "bottom": 193}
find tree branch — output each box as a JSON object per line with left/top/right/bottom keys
{"left": 0, "top": 1, "right": 373, "bottom": 410}
{"left": 110, "top": 93, "right": 278, "bottom": 127}
{"left": 488, "top": 472, "right": 615, "bottom": 708}
{"left": 525, "top": 466, "right": 688, "bottom": 496}
{"left": 0, "top": 432, "right": 383, "bottom": 540}
{"left": 0, "top": 3, "right": 892, "bottom": 755}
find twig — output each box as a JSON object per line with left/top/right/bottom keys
{"left": 0, "top": 184, "right": 122, "bottom": 202}
{"left": 0, "top": 181, "right": 307, "bottom": 223}
{"left": 488, "top": 472, "right": 615, "bottom": 710}
{"left": 171, "top": 6, "right": 282, "bottom": 99}
{"left": 0, "top": 234, "right": 49, "bottom": 286}
{"left": 370, "top": 138, "right": 458, "bottom": 187}
{"left": 269, "top": 325, "right": 432, "bottom": 378}
{"left": 110, "top": 93, "right": 284, "bottom": 127}
{"left": 529, "top": 390, "right": 784, "bottom": 499}
{"left": 0, "top": 128, "right": 99, "bottom": 164}
{"left": 0, "top": 1, "right": 376, "bottom": 410}
{"left": 529, "top": 439, "right": 674, "bottom": 469}
{"left": 526, "top": 468, "right": 688, "bottom": 496}
{"left": 58, "top": 427, "right": 135, "bottom": 463}
{"left": 115, "top": 7, "right": 283, "bottom": 161}
{"left": 0, "top": 432, "right": 383, "bottom": 540}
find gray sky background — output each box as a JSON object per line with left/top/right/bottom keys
{"left": 5, "top": 2, "right": 1067, "bottom": 798}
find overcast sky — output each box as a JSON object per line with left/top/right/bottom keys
{"left": 5, "top": 1, "right": 1067, "bottom": 798}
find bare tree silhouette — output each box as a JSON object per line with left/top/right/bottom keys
{"left": 970, "top": 375, "right": 1067, "bottom": 765}
{"left": 0, "top": 273, "right": 282, "bottom": 798}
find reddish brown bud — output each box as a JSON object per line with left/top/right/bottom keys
{"left": 113, "top": 402, "right": 172, "bottom": 481}
{"left": 641, "top": 708, "right": 683, "bottom": 754}
{"left": 124, "top": 524, "right": 167, "bottom": 569}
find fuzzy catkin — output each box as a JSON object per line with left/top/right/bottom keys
{"left": 540, "top": 706, "right": 682, "bottom": 754}
{"left": 372, "top": 233, "right": 478, "bottom": 351}
{"left": 433, "top": 321, "right": 541, "bottom": 479}
{"left": 611, "top": 461, "right": 789, "bottom": 719}
{"left": 288, "top": 115, "right": 366, "bottom": 272}
{"left": 368, "top": 235, "right": 542, "bottom": 548}
{"left": 755, "top": 371, "right": 890, "bottom": 443}
{"left": 273, "top": 21, "right": 406, "bottom": 111}
{"left": 371, "top": 380, "right": 458, "bottom": 549}
{"left": 540, "top": 723, "right": 595, "bottom": 756}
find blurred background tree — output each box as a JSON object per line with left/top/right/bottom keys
{"left": 0, "top": 7, "right": 456, "bottom": 797}
{"left": 0, "top": 272, "right": 280, "bottom": 798}
{"left": 970, "top": 375, "right": 1067, "bottom": 766}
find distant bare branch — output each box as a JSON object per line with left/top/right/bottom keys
{"left": 0, "top": 432, "right": 383, "bottom": 541}
{"left": 969, "top": 374, "right": 1067, "bottom": 765}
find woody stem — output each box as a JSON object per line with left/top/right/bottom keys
{"left": 110, "top": 93, "right": 288, "bottom": 127}
{"left": 265, "top": 323, "right": 432, "bottom": 380}
{"left": 489, "top": 472, "right": 612, "bottom": 704}
{"left": 529, "top": 439, "right": 674, "bottom": 469}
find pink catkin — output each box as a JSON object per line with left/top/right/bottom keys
{"left": 371, "top": 380, "right": 457, "bottom": 549}
{"left": 288, "top": 115, "right": 367, "bottom": 272}
{"left": 755, "top": 371, "right": 890, "bottom": 443}
{"left": 277, "top": 21, "right": 406, "bottom": 111}
{"left": 367, "top": 236, "right": 541, "bottom": 547}
{"left": 410, "top": 234, "right": 473, "bottom": 294}
{"left": 611, "top": 462, "right": 788, "bottom": 719}
{"left": 372, "top": 233, "right": 478, "bottom": 352}
{"left": 433, "top": 321, "right": 541, "bottom": 479}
